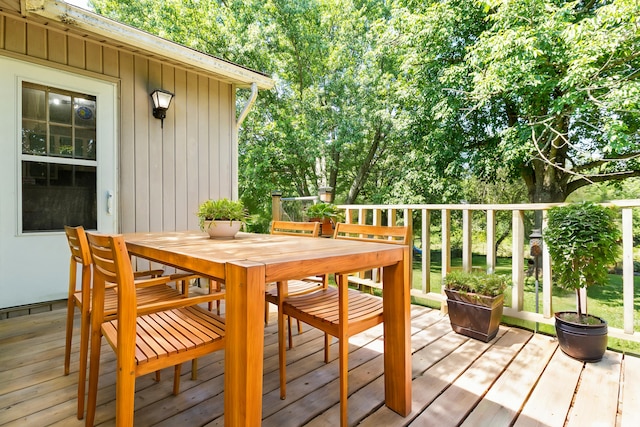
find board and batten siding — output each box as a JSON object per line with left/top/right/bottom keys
{"left": 0, "top": 10, "right": 237, "bottom": 234}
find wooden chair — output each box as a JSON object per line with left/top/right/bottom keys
{"left": 63, "top": 225, "right": 185, "bottom": 419}
{"left": 84, "top": 232, "right": 226, "bottom": 427}
{"left": 278, "top": 223, "right": 411, "bottom": 426}
{"left": 266, "top": 221, "right": 326, "bottom": 347}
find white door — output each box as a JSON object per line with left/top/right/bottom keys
{"left": 0, "top": 56, "right": 117, "bottom": 308}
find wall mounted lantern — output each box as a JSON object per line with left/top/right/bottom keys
{"left": 318, "top": 186, "right": 333, "bottom": 202}
{"left": 150, "top": 89, "right": 174, "bottom": 127}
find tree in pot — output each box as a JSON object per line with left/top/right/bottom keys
{"left": 197, "top": 198, "right": 247, "bottom": 239}
{"left": 443, "top": 271, "right": 509, "bottom": 342}
{"left": 305, "top": 202, "right": 343, "bottom": 236}
{"left": 543, "top": 201, "right": 621, "bottom": 362}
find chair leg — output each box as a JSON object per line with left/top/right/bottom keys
{"left": 173, "top": 364, "right": 182, "bottom": 395}
{"left": 191, "top": 359, "right": 198, "bottom": 380}
{"left": 287, "top": 315, "right": 294, "bottom": 349}
{"left": 85, "top": 332, "right": 102, "bottom": 427}
{"left": 297, "top": 318, "right": 303, "bottom": 334}
{"left": 339, "top": 336, "right": 349, "bottom": 427}
{"left": 155, "top": 371, "right": 161, "bottom": 382}
{"left": 278, "top": 307, "right": 287, "bottom": 400}
{"left": 324, "top": 333, "right": 331, "bottom": 363}
{"left": 265, "top": 300, "right": 270, "bottom": 325}
{"left": 76, "top": 307, "right": 90, "bottom": 419}
{"left": 64, "top": 299, "right": 75, "bottom": 376}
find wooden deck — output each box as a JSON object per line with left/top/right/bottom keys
{"left": 1, "top": 303, "right": 640, "bottom": 427}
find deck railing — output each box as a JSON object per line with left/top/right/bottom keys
{"left": 339, "top": 201, "right": 640, "bottom": 343}
{"left": 273, "top": 195, "right": 640, "bottom": 344}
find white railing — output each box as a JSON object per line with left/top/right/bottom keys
{"left": 335, "top": 200, "right": 640, "bottom": 344}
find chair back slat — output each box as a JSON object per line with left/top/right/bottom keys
{"left": 271, "top": 220, "right": 320, "bottom": 237}
{"left": 333, "top": 223, "right": 410, "bottom": 245}
{"left": 64, "top": 225, "right": 92, "bottom": 266}
{"left": 86, "top": 232, "right": 119, "bottom": 284}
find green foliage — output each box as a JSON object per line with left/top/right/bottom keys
{"left": 443, "top": 270, "right": 509, "bottom": 298}
{"left": 543, "top": 202, "right": 621, "bottom": 314}
{"left": 197, "top": 198, "right": 247, "bottom": 230}
{"left": 305, "top": 202, "right": 344, "bottom": 221}
{"left": 90, "top": 0, "right": 640, "bottom": 215}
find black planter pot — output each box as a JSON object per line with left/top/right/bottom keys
{"left": 555, "top": 311, "right": 608, "bottom": 362}
{"left": 445, "top": 289, "right": 504, "bottom": 342}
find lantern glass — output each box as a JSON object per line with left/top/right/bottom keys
{"left": 151, "top": 89, "right": 174, "bottom": 110}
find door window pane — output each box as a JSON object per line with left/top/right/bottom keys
{"left": 22, "top": 162, "right": 97, "bottom": 232}
{"left": 21, "top": 82, "right": 98, "bottom": 232}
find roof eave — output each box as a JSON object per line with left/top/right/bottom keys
{"left": 25, "top": 0, "right": 275, "bottom": 90}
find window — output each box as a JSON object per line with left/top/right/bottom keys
{"left": 21, "top": 82, "right": 97, "bottom": 232}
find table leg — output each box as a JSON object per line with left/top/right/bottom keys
{"left": 382, "top": 252, "right": 412, "bottom": 416}
{"left": 224, "top": 261, "right": 266, "bottom": 427}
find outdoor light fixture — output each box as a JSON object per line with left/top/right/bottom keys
{"left": 150, "top": 89, "right": 174, "bottom": 127}
{"left": 318, "top": 186, "right": 333, "bottom": 202}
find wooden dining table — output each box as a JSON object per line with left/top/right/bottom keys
{"left": 123, "top": 230, "right": 412, "bottom": 426}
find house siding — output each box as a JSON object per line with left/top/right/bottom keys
{"left": 0, "top": 11, "right": 237, "bottom": 234}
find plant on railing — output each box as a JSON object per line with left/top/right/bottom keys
{"left": 305, "top": 202, "right": 345, "bottom": 236}
{"left": 543, "top": 201, "right": 621, "bottom": 362}
{"left": 305, "top": 202, "right": 343, "bottom": 222}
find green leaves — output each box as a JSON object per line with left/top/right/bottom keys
{"left": 444, "top": 270, "right": 509, "bottom": 298}
{"left": 544, "top": 201, "right": 621, "bottom": 292}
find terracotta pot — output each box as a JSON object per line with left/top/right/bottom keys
{"left": 310, "top": 218, "right": 334, "bottom": 236}
{"left": 445, "top": 289, "right": 504, "bottom": 342}
{"left": 555, "top": 311, "right": 608, "bottom": 362}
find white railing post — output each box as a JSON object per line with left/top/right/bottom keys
{"left": 623, "top": 208, "right": 634, "bottom": 334}
{"left": 512, "top": 210, "right": 525, "bottom": 311}
{"left": 486, "top": 209, "right": 496, "bottom": 274}
{"left": 441, "top": 209, "right": 451, "bottom": 313}
{"left": 388, "top": 208, "right": 396, "bottom": 226}
{"left": 422, "top": 209, "right": 431, "bottom": 294}
{"left": 372, "top": 208, "right": 381, "bottom": 226}
{"left": 462, "top": 209, "right": 472, "bottom": 273}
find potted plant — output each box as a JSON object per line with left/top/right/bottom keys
{"left": 305, "top": 202, "right": 343, "bottom": 236}
{"left": 543, "top": 201, "right": 621, "bottom": 362}
{"left": 443, "top": 270, "right": 509, "bottom": 342}
{"left": 197, "top": 198, "right": 247, "bottom": 239}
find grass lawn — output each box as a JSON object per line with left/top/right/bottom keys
{"left": 410, "top": 251, "right": 640, "bottom": 355}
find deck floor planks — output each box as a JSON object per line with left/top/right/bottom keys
{"left": 1, "top": 304, "right": 638, "bottom": 427}
{"left": 461, "top": 333, "right": 558, "bottom": 426}
{"left": 566, "top": 351, "right": 622, "bottom": 427}
{"left": 358, "top": 327, "right": 508, "bottom": 427}
{"left": 306, "top": 311, "right": 451, "bottom": 427}
{"left": 513, "top": 347, "right": 585, "bottom": 427}
{"left": 409, "top": 327, "right": 532, "bottom": 426}
{"left": 620, "top": 353, "right": 640, "bottom": 427}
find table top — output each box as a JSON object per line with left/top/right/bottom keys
{"left": 124, "top": 230, "right": 406, "bottom": 283}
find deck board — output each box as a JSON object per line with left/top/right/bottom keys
{"left": 0, "top": 304, "right": 637, "bottom": 427}
{"left": 620, "top": 354, "right": 640, "bottom": 427}
{"left": 461, "top": 332, "right": 558, "bottom": 426}
{"left": 513, "top": 347, "right": 584, "bottom": 427}
{"left": 566, "top": 351, "right": 621, "bottom": 427}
